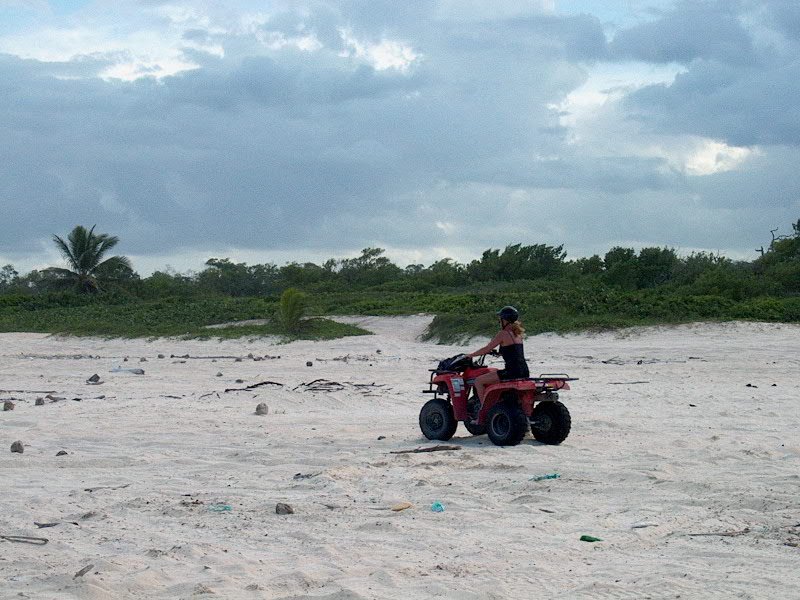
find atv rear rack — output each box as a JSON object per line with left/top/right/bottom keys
{"left": 534, "top": 374, "right": 578, "bottom": 382}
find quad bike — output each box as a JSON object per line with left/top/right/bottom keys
{"left": 419, "top": 353, "right": 576, "bottom": 447}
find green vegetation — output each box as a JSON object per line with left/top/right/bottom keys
{"left": 0, "top": 294, "right": 366, "bottom": 340}
{"left": 0, "top": 218, "right": 797, "bottom": 341}
{"left": 278, "top": 288, "right": 307, "bottom": 333}
{"left": 199, "top": 318, "right": 368, "bottom": 342}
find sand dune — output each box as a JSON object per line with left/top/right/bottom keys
{"left": 1, "top": 318, "right": 798, "bottom": 599}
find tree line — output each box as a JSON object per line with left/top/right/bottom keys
{"left": 1, "top": 219, "right": 798, "bottom": 301}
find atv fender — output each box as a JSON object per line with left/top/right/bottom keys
{"left": 477, "top": 380, "right": 539, "bottom": 424}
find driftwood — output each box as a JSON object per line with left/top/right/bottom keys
{"left": 0, "top": 389, "right": 57, "bottom": 394}
{"left": 294, "top": 379, "right": 345, "bottom": 392}
{"left": 224, "top": 381, "right": 284, "bottom": 392}
{"left": 687, "top": 528, "right": 750, "bottom": 537}
{"left": 294, "top": 379, "right": 388, "bottom": 395}
{"left": 74, "top": 564, "right": 94, "bottom": 579}
{"left": 84, "top": 483, "right": 131, "bottom": 493}
{"left": 601, "top": 356, "right": 624, "bottom": 365}
{"left": 390, "top": 445, "right": 462, "bottom": 454}
{"left": 330, "top": 354, "right": 375, "bottom": 363}
{"left": 602, "top": 357, "right": 685, "bottom": 366}
{"left": 0, "top": 534, "right": 49, "bottom": 545}
{"left": 171, "top": 354, "right": 240, "bottom": 360}
{"left": 169, "top": 354, "right": 280, "bottom": 360}
{"left": 608, "top": 381, "right": 650, "bottom": 385}
{"left": 21, "top": 354, "right": 96, "bottom": 360}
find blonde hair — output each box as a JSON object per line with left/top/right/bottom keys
{"left": 508, "top": 320, "right": 525, "bottom": 336}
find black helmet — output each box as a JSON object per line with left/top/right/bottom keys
{"left": 496, "top": 305, "right": 519, "bottom": 322}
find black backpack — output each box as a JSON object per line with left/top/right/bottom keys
{"left": 436, "top": 354, "right": 472, "bottom": 372}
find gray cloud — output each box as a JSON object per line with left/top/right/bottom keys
{"left": 0, "top": 1, "right": 798, "bottom": 272}
{"left": 618, "top": 1, "right": 800, "bottom": 146}
{"left": 608, "top": 2, "right": 755, "bottom": 65}
{"left": 626, "top": 58, "right": 800, "bottom": 146}
{"left": 763, "top": 2, "right": 800, "bottom": 39}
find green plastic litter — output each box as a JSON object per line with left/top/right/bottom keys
{"left": 580, "top": 535, "right": 603, "bottom": 542}
{"left": 208, "top": 503, "right": 232, "bottom": 512}
{"left": 530, "top": 473, "right": 560, "bottom": 481}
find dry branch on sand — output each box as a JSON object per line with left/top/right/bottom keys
{"left": 390, "top": 445, "right": 462, "bottom": 454}
{"left": 293, "top": 379, "right": 389, "bottom": 395}
{"left": 169, "top": 354, "right": 280, "bottom": 360}
{"left": 84, "top": 483, "right": 131, "bottom": 493}
{"left": 687, "top": 528, "right": 751, "bottom": 537}
{"left": 224, "top": 380, "right": 284, "bottom": 392}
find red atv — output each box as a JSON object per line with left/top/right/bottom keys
{"left": 419, "top": 354, "right": 576, "bottom": 446}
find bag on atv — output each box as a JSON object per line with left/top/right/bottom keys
{"left": 436, "top": 354, "right": 473, "bottom": 372}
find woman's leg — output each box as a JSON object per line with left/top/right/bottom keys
{"left": 474, "top": 370, "right": 500, "bottom": 403}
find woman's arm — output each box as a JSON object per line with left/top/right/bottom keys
{"left": 467, "top": 331, "right": 505, "bottom": 358}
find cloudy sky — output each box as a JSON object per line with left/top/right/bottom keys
{"left": 1, "top": 0, "right": 798, "bottom": 274}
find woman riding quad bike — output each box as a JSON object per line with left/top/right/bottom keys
{"left": 467, "top": 305, "right": 529, "bottom": 405}
{"left": 419, "top": 306, "right": 575, "bottom": 446}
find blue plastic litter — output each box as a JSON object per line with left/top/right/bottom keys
{"left": 530, "top": 473, "right": 560, "bottom": 481}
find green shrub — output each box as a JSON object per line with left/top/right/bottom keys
{"left": 734, "top": 297, "right": 800, "bottom": 321}
{"left": 279, "top": 288, "right": 307, "bottom": 332}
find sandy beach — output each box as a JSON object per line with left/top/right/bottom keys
{"left": 1, "top": 317, "right": 798, "bottom": 599}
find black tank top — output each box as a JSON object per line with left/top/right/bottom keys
{"left": 499, "top": 343, "right": 529, "bottom": 378}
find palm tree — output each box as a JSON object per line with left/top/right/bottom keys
{"left": 48, "top": 225, "right": 133, "bottom": 293}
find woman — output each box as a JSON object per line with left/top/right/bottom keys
{"left": 467, "top": 306, "right": 529, "bottom": 405}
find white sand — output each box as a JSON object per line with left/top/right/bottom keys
{"left": 1, "top": 318, "right": 798, "bottom": 599}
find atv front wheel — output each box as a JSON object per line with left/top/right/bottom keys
{"left": 486, "top": 400, "right": 528, "bottom": 446}
{"left": 419, "top": 398, "right": 458, "bottom": 441}
{"left": 530, "top": 400, "right": 571, "bottom": 445}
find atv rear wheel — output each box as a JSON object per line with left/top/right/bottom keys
{"left": 419, "top": 398, "right": 458, "bottom": 441}
{"left": 530, "top": 400, "right": 571, "bottom": 445}
{"left": 486, "top": 400, "right": 528, "bottom": 446}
